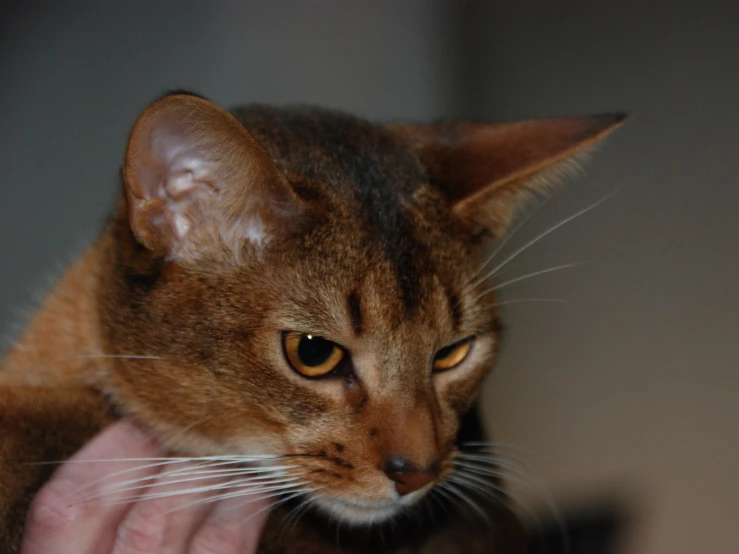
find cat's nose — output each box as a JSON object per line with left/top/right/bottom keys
{"left": 383, "top": 457, "right": 439, "bottom": 496}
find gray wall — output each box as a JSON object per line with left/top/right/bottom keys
{"left": 2, "top": 3, "right": 737, "bottom": 553}
{"left": 0, "top": 0, "right": 453, "bottom": 335}
{"left": 469, "top": 5, "right": 739, "bottom": 554}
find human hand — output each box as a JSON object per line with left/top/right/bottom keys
{"left": 21, "top": 420, "right": 270, "bottom": 553}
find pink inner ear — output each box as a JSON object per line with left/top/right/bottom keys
{"left": 124, "top": 94, "right": 302, "bottom": 258}
{"left": 134, "top": 117, "right": 220, "bottom": 243}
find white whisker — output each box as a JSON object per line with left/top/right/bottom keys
{"left": 61, "top": 354, "right": 168, "bottom": 361}
{"left": 45, "top": 455, "right": 284, "bottom": 485}
{"left": 113, "top": 479, "right": 309, "bottom": 507}
{"left": 456, "top": 450, "right": 570, "bottom": 552}
{"left": 161, "top": 482, "right": 317, "bottom": 515}
{"left": 280, "top": 494, "right": 320, "bottom": 539}
{"left": 85, "top": 470, "right": 305, "bottom": 501}
{"left": 447, "top": 472, "right": 505, "bottom": 504}
{"left": 59, "top": 455, "right": 283, "bottom": 463}
{"left": 452, "top": 466, "right": 542, "bottom": 533}
{"left": 236, "top": 486, "right": 325, "bottom": 526}
{"left": 467, "top": 192, "right": 615, "bottom": 292}
{"left": 456, "top": 452, "right": 534, "bottom": 480}
{"left": 68, "top": 459, "right": 219, "bottom": 499}
{"left": 431, "top": 485, "right": 458, "bottom": 514}
{"left": 464, "top": 199, "right": 549, "bottom": 286}
{"left": 461, "top": 441, "right": 534, "bottom": 455}
{"left": 159, "top": 482, "right": 316, "bottom": 513}
{"left": 455, "top": 454, "right": 537, "bottom": 488}
{"left": 494, "top": 298, "right": 568, "bottom": 307}
{"left": 427, "top": 487, "right": 452, "bottom": 516}
{"left": 68, "top": 457, "right": 288, "bottom": 499}
{"left": 453, "top": 460, "right": 506, "bottom": 480}
{"left": 471, "top": 262, "right": 585, "bottom": 303}
{"left": 438, "top": 481, "right": 488, "bottom": 521}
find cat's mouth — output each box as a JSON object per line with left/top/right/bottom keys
{"left": 310, "top": 486, "right": 431, "bottom": 524}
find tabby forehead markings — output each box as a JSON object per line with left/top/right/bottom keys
{"left": 445, "top": 289, "right": 463, "bottom": 331}
{"left": 235, "top": 106, "right": 430, "bottom": 314}
{"left": 347, "top": 290, "right": 363, "bottom": 336}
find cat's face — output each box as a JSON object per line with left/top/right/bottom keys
{"left": 97, "top": 94, "right": 622, "bottom": 523}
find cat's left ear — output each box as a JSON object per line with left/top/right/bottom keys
{"left": 123, "top": 93, "right": 300, "bottom": 259}
{"left": 395, "top": 113, "right": 626, "bottom": 238}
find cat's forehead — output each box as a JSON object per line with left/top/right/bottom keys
{"left": 236, "top": 106, "right": 463, "bottom": 311}
{"left": 231, "top": 105, "right": 425, "bottom": 194}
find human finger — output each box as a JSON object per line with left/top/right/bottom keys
{"left": 21, "top": 420, "right": 163, "bottom": 554}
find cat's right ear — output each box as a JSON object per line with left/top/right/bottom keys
{"left": 123, "top": 93, "right": 300, "bottom": 259}
{"left": 394, "top": 114, "right": 625, "bottom": 239}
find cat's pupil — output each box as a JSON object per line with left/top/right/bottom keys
{"left": 298, "top": 335, "right": 334, "bottom": 367}
{"left": 436, "top": 344, "right": 454, "bottom": 359}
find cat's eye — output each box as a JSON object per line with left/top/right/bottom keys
{"left": 282, "top": 332, "right": 347, "bottom": 378}
{"left": 432, "top": 338, "right": 473, "bottom": 372}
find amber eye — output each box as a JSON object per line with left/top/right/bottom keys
{"left": 283, "top": 332, "right": 346, "bottom": 378}
{"left": 432, "top": 338, "right": 473, "bottom": 372}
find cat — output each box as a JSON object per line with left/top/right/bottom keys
{"left": 0, "top": 91, "right": 624, "bottom": 553}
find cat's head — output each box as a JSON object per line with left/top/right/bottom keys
{"left": 97, "top": 93, "right": 622, "bottom": 524}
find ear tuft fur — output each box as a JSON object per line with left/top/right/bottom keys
{"left": 395, "top": 113, "right": 626, "bottom": 238}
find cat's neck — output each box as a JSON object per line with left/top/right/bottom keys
{"left": 0, "top": 239, "right": 109, "bottom": 386}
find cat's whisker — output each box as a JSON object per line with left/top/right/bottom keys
{"left": 452, "top": 460, "right": 506, "bottom": 481}
{"left": 185, "top": 478, "right": 309, "bottom": 503}
{"left": 494, "top": 298, "right": 568, "bottom": 307}
{"left": 280, "top": 494, "right": 320, "bottom": 540}
{"left": 427, "top": 487, "right": 452, "bottom": 517}
{"left": 165, "top": 419, "right": 207, "bottom": 445}
{"left": 54, "top": 454, "right": 284, "bottom": 464}
{"left": 457, "top": 450, "right": 528, "bottom": 468}
{"left": 60, "top": 354, "right": 168, "bottom": 361}
{"left": 234, "top": 486, "right": 326, "bottom": 527}
{"left": 446, "top": 472, "right": 506, "bottom": 506}
{"left": 59, "top": 455, "right": 287, "bottom": 486}
{"left": 464, "top": 200, "right": 549, "bottom": 286}
{"left": 79, "top": 471, "right": 294, "bottom": 503}
{"left": 456, "top": 451, "right": 538, "bottom": 484}
{"left": 459, "top": 442, "right": 536, "bottom": 472}
{"left": 280, "top": 500, "right": 306, "bottom": 537}
{"left": 455, "top": 453, "right": 541, "bottom": 494}
{"left": 452, "top": 463, "right": 540, "bottom": 517}
{"left": 109, "top": 479, "right": 311, "bottom": 507}
{"left": 146, "top": 463, "right": 299, "bottom": 480}
{"left": 293, "top": 495, "right": 319, "bottom": 528}
{"left": 449, "top": 467, "right": 553, "bottom": 545}
{"left": 70, "top": 457, "right": 291, "bottom": 499}
{"left": 455, "top": 467, "right": 541, "bottom": 529}
{"left": 460, "top": 440, "right": 534, "bottom": 455}
{"left": 104, "top": 459, "right": 289, "bottom": 492}
{"left": 156, "top": 477, "right": 313, "bottom": 514}
{"left": 82, "top": 469, "right": 306, "bottom": 502}
{"left": 470, "top": 262, "right": 586, "bottom": 304}
{"left": 429, "top": 486, "right": 457, "bottom": 516}
{"left": 456, "top": 451, "right": 571, "bottom": 553}
{"left": 67, "top": 459, "right": 224, "bottom": 499}
{"left": 437, "top": 481, "right": 489, "bottom": 522}
{"left": 159, "top": 482, "right": 319, "bottom": 516}
{"left": 466, "top": 192, "right": 615, "bottom": 293}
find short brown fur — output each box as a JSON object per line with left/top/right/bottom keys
{"left": 0, "top": 93, "right": 623, "bottom": 552}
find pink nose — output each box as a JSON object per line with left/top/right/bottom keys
{"left": 383, "top": 457, "right": 439, "bottom": 496}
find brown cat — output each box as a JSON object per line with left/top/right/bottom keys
{"left": 0, "top": 92, "right": 624, "bottom": 553}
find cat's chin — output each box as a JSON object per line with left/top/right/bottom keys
{"left": 312, "top": 492, "right": 425, "bottom": 525}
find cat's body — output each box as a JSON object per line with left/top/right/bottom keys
{"left": 0, "top": 93, "right": 623, "bottom": 552}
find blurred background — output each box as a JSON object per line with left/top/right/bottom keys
{"left": 1, "top": 2, "right": 737, "bottom": 553}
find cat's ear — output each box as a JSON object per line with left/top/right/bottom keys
{"left": 395, "top": 114, "right": 625, "bottom": 238}
{"left": 123, "top": 93, "right": 299, "bottom": 258}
